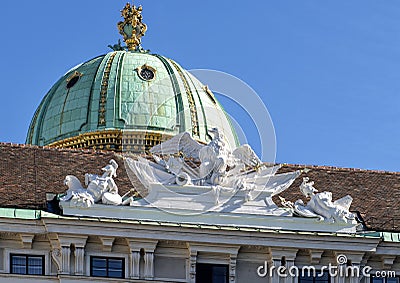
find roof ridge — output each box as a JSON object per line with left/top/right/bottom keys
{"left": 280, "top": 163, "right": 400, "bottom": 175}
{"left": 1, "top": 142, "right": 399, "bottom": 174}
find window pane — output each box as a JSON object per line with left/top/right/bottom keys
{"left": 11, "top": 256, "right": 26, "bottom": 274}
{"left": 108, "top": 259, "right": 123, "bottom": 278}
{"left": 92, "top": 258, "right": 107, "bottom": 268}
{"left": 108, "top": 259, "right": 123, "bottom": 269}
{"left": 212, "top": 265, "right": 228, "bottom": 283}
{"left": 108, "top": 269, "right": 123, "bottom": 278}
{"left": 387, "top": 278, "right": 399, "bottom": 283}
{"left": 91, "top": 257, "right": 107, "bottom": 277}
{"left": 12, "top": 256, "right": 26, "bottom": 266}
{"left": 28, "top": 257, "right": 42, "bottom": 266}
{"left": 92, "top": 267, "right": 107, "bottom": 277}
{"left": 373, "top": 278, "right": 384, "bottom": 283}
{"left": 12, "top": 265, "right": 26, "bottom": 274}
{"left": 28, "top": 265, "right": 43, "bottom": 275}
{"left": 28, "top": 256, "right": 43, "bottom": 275}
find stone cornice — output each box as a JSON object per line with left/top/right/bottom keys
{"left": 41, "top": 216, "right": 381, "bottom": 252}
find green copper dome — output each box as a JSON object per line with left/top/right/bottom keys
{"left": 26, "top": 51, "right": 239, "bottom": 151}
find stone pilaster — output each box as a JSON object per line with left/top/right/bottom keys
{"left": 144, "top": 251, "right": 155, "bottom": 279}
{"left": 269, "top": 248, "right": 298, "bottom": 283}
{"left": 60, "top": 245, "right": 71, "bottom": 275}
{"left": 74, "top": 246, "right": 85, "bottom": 275}
{"left": 335, "top": 252, "right": 365, "bottom": 283}
{"left": 229, "top": 254, "right": 237, "bottom": 283}
{"left": 188, "top": 251, "right": 197, "bottom": 283}
{"left": 130, "top": 250, "right": 140, "bottom": 279}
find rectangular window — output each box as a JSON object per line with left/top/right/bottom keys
{"left": 196, "top": 263, "right": 228, "bottom": 283}
{"left": 90, "top": 256, "right": 124, "bottom": 279}
{"left": 299, "top": 271, "right": 330, "bottom": 283}
{"left": 10, "top": 254, "right": 44, "bottom": 275}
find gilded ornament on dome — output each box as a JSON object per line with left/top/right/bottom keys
{"left": 117, "top": 2, "right": 147, "bottom": 51}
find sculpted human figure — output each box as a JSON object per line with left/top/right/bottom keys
{"left": 61, "top": 160, "right": 122, "bottom": 207}
{"left": 199, "top": 128, "right": 230, "bottom": 185}
{"left": 291, "top": 177, "right": 356, "bottom": 224}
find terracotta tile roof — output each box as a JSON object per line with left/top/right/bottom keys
{"left": 0, "top": 142, "right": 146, "bottom": 210}
{"left": 277, "top": 164, "right": 400, "bottom": 232}
{"left": 1, "top": 143, "right": 399, "bottom": 232}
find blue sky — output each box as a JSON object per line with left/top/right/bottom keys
{"left": 0, "top": 1, "right": 399, "bottom": 171}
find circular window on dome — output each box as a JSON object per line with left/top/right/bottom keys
{"left": 136, "top": 64, "right": 156, "bottom": 81}
{"left": 66, "top": 71, "right": 82, "bottom": 89}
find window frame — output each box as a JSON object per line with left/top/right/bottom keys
{"left": 10, "top": 253, "right": 45, "bottom": 276}
{"left": 90, "top": 256, "right": 125, "bottom": 279}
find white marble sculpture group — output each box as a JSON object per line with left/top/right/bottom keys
{"left": 60, "top": 128, "right": 356, "bottom": 224}
{"left": 130, "top": 128, "right": 271, "bottom": 189}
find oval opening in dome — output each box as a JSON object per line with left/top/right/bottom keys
{"left": 140, "top": 68, "right": 155, "bottom": 80}
{"left": 66, "top": 71, "right": 82, "bottom": 89}
{"left": 136, "top": 64, "right": 156, "bottom": 81}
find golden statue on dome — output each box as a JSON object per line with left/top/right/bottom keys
{"left": 117, "top": 2, "right": 147, "bottom": 51}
